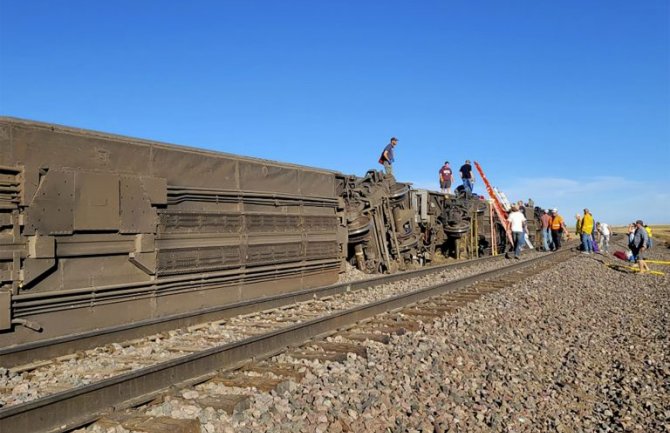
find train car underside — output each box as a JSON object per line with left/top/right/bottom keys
{"left": 0, "top": 118, "right": 341, "bottom": 347}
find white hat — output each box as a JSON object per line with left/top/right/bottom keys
{"left": 552, "top": 208, "right": 558, "bottom": 212}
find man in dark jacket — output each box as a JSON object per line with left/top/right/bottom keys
{"left": 630, "top": 220, "right": 650, "bottom": 272}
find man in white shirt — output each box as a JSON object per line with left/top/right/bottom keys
{"left": 507, "top": 204, "right": 527, "bottom": 259}
{"left": 596, "top": 222, "right": 611, "bottom": 254}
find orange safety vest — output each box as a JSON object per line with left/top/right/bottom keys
{"left": 551, "top": 215, "right": 564, "bottom": 230}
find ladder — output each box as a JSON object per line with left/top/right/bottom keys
{"left": 493, "top": 187, "right": 512, "bottom": 212}
{"left": 473, "top": 161, "right": 513, "bottom": 245}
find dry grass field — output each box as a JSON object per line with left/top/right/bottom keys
{"left": 611, "top": 225, "right": 670, "bottom": 248}
{"left": 651, "top": 225, "right": 670, "bottom": 247}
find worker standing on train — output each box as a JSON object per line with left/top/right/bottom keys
{"left": 438, "top": 161, "right": 453, "bottom": 195}
{"left": 378, "top": 137, "right": 398, "bottom": 176}
{"left": 459, "top": 160, "right": 475, "bottom": 194}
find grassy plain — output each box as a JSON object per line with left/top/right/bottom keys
{"left": 650, "top": 225, "right": 670, "bottom": 247}
{"left": 611, "top": 225, "right": 670, "bottom": 248}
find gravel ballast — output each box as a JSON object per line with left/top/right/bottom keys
{"left": 226, "top": 250, "right": 669, "bottom": 433}
{"left": 1, "top": 252, "right": 533, "bottom": 407}
{"left": 73, "top": 245, "right": 669, "bottom": 433}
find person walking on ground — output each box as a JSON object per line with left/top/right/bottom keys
{"left": 507, "top": 204, "right": 526, "bottom": 259}
{"left": 579, "top": 208, "right": 595, "bottom": 254}
{"left": 575, "top": 213, "right": 583, "bottom": 250}
{"left": 645, "top": 225, "right": 653, "bottom": 249}
{"left": 591, "top": 217, "right": 600, "bottom": 253}
{"left": 596, "top": 221, "right": 611, "bottom": 254}
{"left": 516, "top": 200, "right": 526, "bottom": 215}
{"left": 540, "top": 209, "right": 553, "bottom": 252}
{"left": 459, "top": 160, "right": 475, "bottom": 194}
{"left": 438, "top": 161, "right": 453, "bottom": 195}
{"left": 550, "top": 209, "right": 568, "bottom": 250}
{"left": 626, "top": 224, "right": 636, "bottom": 259}
{"left": 378, "top": 137, "right": 398, "bottom": 176}
{"left": 630, "top": 220, "right": 650, "bottom": 273}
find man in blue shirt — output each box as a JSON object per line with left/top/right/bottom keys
{"left": 379, "top": 137, "right": 398, "bottom": 175}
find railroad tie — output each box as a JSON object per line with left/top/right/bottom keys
{"left": 474, "top": 281, "right": 508, "bottom": 289}
{"left": 288, "top": 350, "right": 349, "bottom": 363}
{"left": 8, "top": 359, "right": 53, "bottom": 375}
{"left": 445, "top": 293, "right": 481, "bottom": 301}
{"left": 337, "top": 332, "right": 391, "bottom": 344}
{"left": 123, "top": 415, "right": 200, "bottom": 433}
{"left": 242, "top": 363, "right": 307, "bottom": 382}
{"left": 433, "top": 300, "right": 469, "bottom": 308}
{"left": 421, "top": 304, "right": 461, "bottom": 313}
{"left": 310, "top": 341, "right": 369, "bottom": 359}
{"left": 352, "top": 325, "right": 409, "bottom": 336}
{"left": 196, "top": 394, "right": 251, "bottom": 415}
{"left": 97, "top": 414, "right": 200, "bottom": 433}
{"left": 366, "top": 319, "right": 422, "bottom": 332}
{"left": 55, "top": 352, "right": 80, "bottom": 362}
{"left": 209, "top": 373, "right": 291, "bottom": 393}
{"left": 399, "top": 308, "right": 442, "bottom": 319}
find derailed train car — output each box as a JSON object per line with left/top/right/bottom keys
{"left": 0, "top": 118, "right": 538, "bottom": 348}
{"left": 338, "top": 170, "right": 494, "bottom": 274}
{"left": 0, "top": 118, "right": 342, "bottom": 347}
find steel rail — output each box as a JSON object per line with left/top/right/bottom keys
{"left": 0, "top": 252, "right": 507, "bottom": 367}
{"left": 0, "top": 248, "right": 574, "bottom": 433}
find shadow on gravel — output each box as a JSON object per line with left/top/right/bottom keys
{"left": 605, "top": 264, "right": 640, "bottom": 275}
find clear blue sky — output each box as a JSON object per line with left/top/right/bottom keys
{"left": 1, "top": 0, "right": 668, "bottom": 224}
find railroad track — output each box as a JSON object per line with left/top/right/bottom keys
{"left": 0, "top": 252, "right": 522, "bottom": 408}
{"left": 0, "top": 247, "right": 575, "bottom": 433}
{"left": 1, "top": 252, "right": 522, "bottom": 369}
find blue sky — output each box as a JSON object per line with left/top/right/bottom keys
{"left": 1, "top": 0, "right": 668, "bottom": 224}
